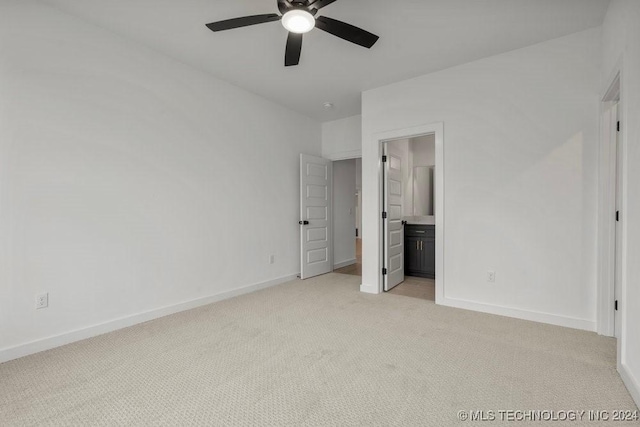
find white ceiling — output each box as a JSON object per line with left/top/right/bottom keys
{"left": 41, "top": 0, "right": 610, "bottom": 121}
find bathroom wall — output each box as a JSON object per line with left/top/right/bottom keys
{"left": 386, "top": 136, "right": 436, "bottom": 224}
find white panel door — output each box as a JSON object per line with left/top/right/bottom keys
{"left": 384, "top": 143, "right": 405, "bottom": 291}
{"left": 300, "top": 154, "right": 333, "bottom": 280}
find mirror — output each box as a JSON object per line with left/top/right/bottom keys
{"left": 413, "top": 166, "right": 434, "bottom": 216}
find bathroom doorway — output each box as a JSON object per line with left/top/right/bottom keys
{"left": 382, "top": 135, "right": 436, "bottom": 301}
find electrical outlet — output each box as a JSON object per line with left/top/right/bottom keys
{"left": 487, "top": 271, "right": 496, "bottom": 283}
{"left": 36, "top": 293, "right": 49, "bottom": 309}
{"left": 269, "top": 255, "right": 275, "bottom": 265}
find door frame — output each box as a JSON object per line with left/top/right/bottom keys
{"left": 597, "top": 69, "right": 623, "bottom": 338}
{"left": 375, "top": 123, "right": 444, "bottom": 301}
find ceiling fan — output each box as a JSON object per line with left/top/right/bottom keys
{"left": 206, "top": 0, "right": 380, "bottom": 67}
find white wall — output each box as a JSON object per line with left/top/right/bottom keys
{"left": 409, "top": 135, "right": 436, "bottom": 223}
{"left": 396, "top": 135, "right": 437, "bottom": 222}
{"left": 411, "top": 135, "right": 436, "bottom": 168}
{"left": 0, "top": 1, "right": 321, "bottom": 361}
{"left": 602, "top": 0, "right": 640, "bottom": 406}
{"left": 322, "top": 115, "right": 362, "bottom": 160}
{"left": 332, "top": 160, "right": 356, "bottom": 268}
{"left": 361, "top": 28, "right": 601, "bottom": 332}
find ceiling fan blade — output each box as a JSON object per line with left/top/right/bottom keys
{"left": 277, "top": 0, "right": 294, "bottom": 14}
{"left": 285, "top": 32, "right": 303, "bottom": 67}
{"left": 206, "top": 14, "right": 281, "bottom": 32}
{"left": 315, "top": 16, "right": 379, "bottom": 49}
{"left": 310, "top": 0, "right": 338, "bottom": 9}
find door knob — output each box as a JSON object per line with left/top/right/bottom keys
{"left": 299, "top": 220, "right": 309, "bottom": 225}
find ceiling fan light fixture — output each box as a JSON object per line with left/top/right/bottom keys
{"left": 205, "top": 0, "right": 380, "bottom": 67}
{"left": 282, "top": 10, "right": 315, "bottom": 34}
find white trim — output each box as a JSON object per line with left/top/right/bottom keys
{"left": 619, "top": 363, "right": 640, "bottom": 408}
{"left": 324, "top": 150, "right": 362, "bottom": 161}
{"left": 359, "top": 283, "right": 378, "bottom": 294}
{"left": 439, "top": 296, "right": 596, "bottom": 332}
{"left": 0, "top": 273, "right": 299, "bottom": 364}
{"left": 433, "top": 124, "right": 445, "bottom": 304}
{"left": 374, "top": 122, "right": 444, "bottom": 295}
{"left": 597, "top": 65, "right": 623, "bottom": 338}
{"left": 334, "top": 258, "right": 357, "bottom": 269}
{"left": 597, "top": 99, "right": 618, "bottom": 336}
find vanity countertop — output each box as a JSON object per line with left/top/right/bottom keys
{"left": 403, "top": 217, "right": 435, "bottom": 226}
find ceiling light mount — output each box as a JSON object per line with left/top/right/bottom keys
{"left": 282, "top": 10, "right": 315, "bottom": 34}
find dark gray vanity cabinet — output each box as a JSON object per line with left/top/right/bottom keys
{"left": 405, "top": 225, "right": 435, "bottom": 279}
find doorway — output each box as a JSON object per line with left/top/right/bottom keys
{"left": 366, "top": 123, "right": 444, "bottom": 299}
{"left": 381, "top": 134, "right": 437, "bottom": 301}
{"left": 299, "top": 154, "right": 363, "bottom": 280}
{"left": 333, "top": 158, "right": 362, "bottom": 277}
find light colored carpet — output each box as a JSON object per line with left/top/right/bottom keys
{"left": 389, "top": 276, "right": 436, "bottom": 301}
{"left": 0, "top": 273, "right": 637, "bottom": 426}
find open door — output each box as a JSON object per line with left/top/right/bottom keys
{"left": 383, "top": 142, "right": 405, "bottom": 291}
{"left": 300, "top": 154, "right": 333, "bottom": 280}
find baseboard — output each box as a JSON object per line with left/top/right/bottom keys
{"left": 356, "top": 283, "right": 595, "bottom": 331}
{"left": 619, "top": 363, "right": 640, "bottom": 409}
{"left": 334, "top": 258, "right": 356, "bottom": 269}
{"left": 0, "top": 273, "right": 299, "bottom": 364}
{"left": 438, "top": 296, "right": 596, "bottom": 332}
